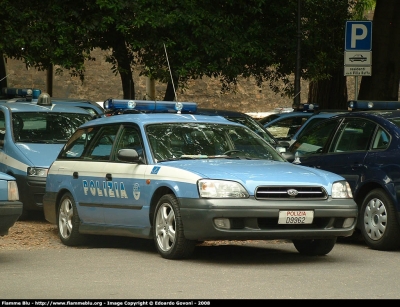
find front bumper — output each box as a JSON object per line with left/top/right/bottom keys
{"left": 179, "top": 197, "right": 358, "bottom": 241}
{"left": 0, "top": 201, "right": 23, "bottom": 236}
{"left": 15, "top": 174, "right": 46, "bottom": 211}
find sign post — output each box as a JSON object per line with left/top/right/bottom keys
{"left": 344, "top": 21, "right": 372, "bottom": 99}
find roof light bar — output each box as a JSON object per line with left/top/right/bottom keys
{"left": 103, "top": 99, "right": 197, "bottom": 114}
{"left": 348, "top": 100, "right": 400, "bottom": 110}
{"left": 296, "top": 103, "right": 319, "bottom": 113}
{"left": 2, "top": 87, "right": 41, "bottom": 99}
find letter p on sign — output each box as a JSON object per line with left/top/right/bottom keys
{"left": 345, "top": 21, "right": 372, "bottom": 51}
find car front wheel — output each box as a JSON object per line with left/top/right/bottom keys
{"left": 360, "top": 188, "right": 400, "bottom": 251}
{"left": 292, "top": 238, "right": 337, "bottom": 256}
{"left": 57, "top": 192, "right": 86, "bottom": 246}
{"left": 153, "top": 194, "right": 196, "bottom": 260}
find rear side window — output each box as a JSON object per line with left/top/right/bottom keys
{"left": 329, "top": 119, "right": 376, "bottom": 152}
{"left": 59, "top": 126, "right": 100, "bottom": 159}
{"left": 372, "top": 127, "right": 390, "bottom": 150}
{"left": 85, "top": 125, "right": 120, "bottom": 161}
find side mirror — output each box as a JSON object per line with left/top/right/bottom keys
{"left": 276, "top": 146, "right": 286, "bottom": 153}
{"left": 117, "top": 148, "right": 140, "bottom": 163}
{"left": 281, "top": 151, "right": 295, "bottom": 162}
{"left": 277, "top": 140, "right": 290, "bottom": 147}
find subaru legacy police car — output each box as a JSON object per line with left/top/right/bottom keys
{"left": 43, "top": 99, "right": 357, "bottom": 260}
{"left": 0, "top": 94, "right": 94, "bottom": 219}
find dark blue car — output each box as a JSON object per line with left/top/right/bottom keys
{"left": 283, "top": 100, "right": 400, "bottom": 251}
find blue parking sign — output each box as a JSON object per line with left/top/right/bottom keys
{"left": 345, "top": 21, "right": 372, "bottom": 51}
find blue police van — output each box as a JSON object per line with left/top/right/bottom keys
{"left": 43, "top": 99, "right": 357, "bottom": 260}
{"left": 0, "top": 91, "right": 94, "bottom": 219}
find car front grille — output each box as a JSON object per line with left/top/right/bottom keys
{"left": 255, "top": 186, "right": 328, "bottom": 200}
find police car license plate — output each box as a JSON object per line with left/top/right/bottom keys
{"left": 278, "top": 211, "right": 314, "bottom": 224}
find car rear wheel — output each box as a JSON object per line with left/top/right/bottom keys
{"left": 57, "top": 192, "right": 86, "bottom": 246}
{"left": 360, "top": 188, "right": 400, "bottom": 251}
{"left": 153, "top": 194, "right": 196, "bottom": 259}
{"left": 292, "top": 238, "right": 337, "bottom": 256}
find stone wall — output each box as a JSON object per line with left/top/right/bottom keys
{"left": 4, "top": 48, "right": 360, "bottom": 114}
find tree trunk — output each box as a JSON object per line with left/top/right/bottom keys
{"left": 112, "top": 39, "right": 135, "bottom": 100}
{"left": 163, "top": 76, "right": 179, "bottom": 101}
{"left": 0, "top": 55, "right": 7, "bottom": 89}
{"left": 358, "top": 0, "right": 400, "bottom": 100}
{"left": 308, "top": 68, "right": 348, "bottom": 110}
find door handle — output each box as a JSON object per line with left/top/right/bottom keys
{"left": 106, "top": 173, "right": 112, "bottom": 181}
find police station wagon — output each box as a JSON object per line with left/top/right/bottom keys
{"left": 0, "top": 94, "right": 94, "bottom": 219}
{"left": 43, "top": 100, "right": 358, "bottom": 259}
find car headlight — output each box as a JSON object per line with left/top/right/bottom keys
{"left": 332, "top": 181, "right": 353, "bottom": 199}
{"left": 8, "top": 181, "right": 19, "bottom": 201}
{"left": 198, "top": 179, "right": 249, "bottom": 198}
{"left": 27, "top": 167, "right": 48, "bottom": 177}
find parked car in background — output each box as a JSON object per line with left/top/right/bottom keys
{"left": 0, "top": 172, "right": 22, "bottom": 236}
{"left": 1, "top": 88, "right": 104, "bottom": 117}
{"left": 274, "top": 106, "right": 294, "bottom": 113}
{"left": 0, "top": 94, "right": 94, "bottom": 219}
{"left": 43, "top": 99, "right": 357, "bottom": 260}
{"left": 260, "top": 104, "right": 318, "bottom": 142}
{"left": 282, "top": 100, "right": 400, "bottom": 251}
{"left": 44, "top": 97, "right": 104, "bottom": 117}
{"left": 195, "top": 108, "right": 288, "bottom": 151}
{"left": 262, "top": 111, "right": 314, "bottom": 141}
{"left": 289, "top": 110, "right": 350, "bottom": 146}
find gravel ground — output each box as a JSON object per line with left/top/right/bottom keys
{"left": 0, "top": 213, "right": 67, "bottom": 250}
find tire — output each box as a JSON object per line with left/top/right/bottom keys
{"left": 17, "top": 209, "right": 30, "bottom": 221}
{"left": 360, "top": 188, "right": 400, "bottom": 251}
{"left": 57, "top": 192, "right": 86, "bottom": 246}
{"left": 153, "top": 194, "right": 196, "bottom": 259}
{"left": 292, "top": 238, "right": 337, "bottom": 256}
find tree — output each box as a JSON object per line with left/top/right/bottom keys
{"left": 302, "top": 0, "right": 356, "bottom": 110}
{"left": 0, "top": 0, "right": 387, "bottom": 105}
{"left": 358, "top": 0, "right": 400, "bottom": 100}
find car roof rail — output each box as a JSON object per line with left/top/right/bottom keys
{"left": 313, "top": 109, "right": 350, "bottom": 114}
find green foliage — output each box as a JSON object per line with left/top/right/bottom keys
{"left": 0, "top": 0, "right": 376, "bottom": 98}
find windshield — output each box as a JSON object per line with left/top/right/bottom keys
{"left": 224, "top": 116, "right": 277, "bottom": 145}
{"left": 259, "top": 114, "right": 280, "bottom": 125}
{"left": 146, "top": 123, "right": 284, "bottom": 162}
{"left": 12, "top": 112, "right": 92, "bottom": 143}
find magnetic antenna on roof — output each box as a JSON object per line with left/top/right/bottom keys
{"left": 163, "top": 43, "right": 177, "bottom": 102}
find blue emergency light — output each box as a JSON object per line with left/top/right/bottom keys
{"left": 103, "top": 99, "right": 197, "bottom": 114}
{"left": 2, "top": 87, "right": 41, "bottom": 99}
{"left": 296, "top": 103, "right": 319, "bottom": 112}
{"left": 348, "top": 100, "right": 400, "bottom": 110}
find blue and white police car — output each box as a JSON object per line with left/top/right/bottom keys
{"left": 0, "top": 94, "right": 94, "bottom": 219}
{"left": 43, "top": 99, "right": 357, "bottom": 259}
{"left": 0, "top": 172, "right": 22, "bottom": 236}
{"left": 1, "top": 87, "right": 104, "bottom": 117}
